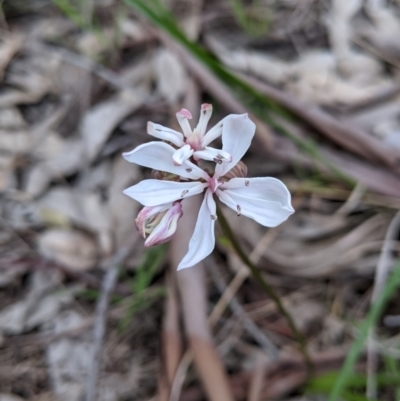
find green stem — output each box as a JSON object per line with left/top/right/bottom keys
{"left": 216, "top": 204, "right": 312, "bottom": 372}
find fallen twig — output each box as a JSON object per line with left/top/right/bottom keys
{"left": 85, "top": 244, "right": 132, "bottom": 401}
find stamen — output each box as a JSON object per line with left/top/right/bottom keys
{"left": 181, "top": 190, "right": 189, "bottom": 197}
{"left": 210, "top": 214, "right": 218, "bottom": 220}
{"left": 245, "top": 180, "right": 250, "bottom": 186}
{"left": 213, "top": 158, "right": 223, "bottom": 165}
{"left": 236, "top": 205, "right": 241, "bottom": 216}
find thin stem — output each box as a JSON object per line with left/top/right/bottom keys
{"left": 216, "top": 204, "right": 312, "bottom": 372}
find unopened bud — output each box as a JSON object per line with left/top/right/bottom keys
{"left": 223, "top": 161, "right": 248, "bottom": 180}
{"left": 135, "top": 202, "right": 183, "bottom": 247}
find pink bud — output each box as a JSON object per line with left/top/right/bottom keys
{"left": 135, "top": 202, "right": 183, "bottom": 246}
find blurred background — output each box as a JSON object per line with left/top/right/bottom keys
{"left": 1, "top": 0, "right": 400, "bottom": 400}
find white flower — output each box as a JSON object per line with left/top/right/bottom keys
{"left": 147, "top": 103, "right": 232, "bottom": 166}
{"left": 135, "top": 202, "right": 183, "bottom": 247}
{"left": 123, "top": 114, "right": 294, "bottom": 270}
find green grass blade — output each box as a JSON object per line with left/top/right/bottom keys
{"left": 328, "top": 261, "right": 400, "bottom": 401}
{"left": 52, "top": 0, "right": 88, "bottom": 29}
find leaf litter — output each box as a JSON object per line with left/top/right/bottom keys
{"left": 0, "top": 0, "right": 399, "bottom": 400}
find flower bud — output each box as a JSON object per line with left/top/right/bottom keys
{"left": 223, "top": 161, "right": 248, "bottom": 180}
{"left": 135, "top": 202, "right": 183, "bottom": 247}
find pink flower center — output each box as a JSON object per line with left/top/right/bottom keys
{"left": 208, "top": 177, "right": 222, "bottom": 193}
{"left": 185, "top": 132, "right": 202, "bottom": 151}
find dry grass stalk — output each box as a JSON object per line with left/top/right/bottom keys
{"left": 366, "top": 212, "right": 400, "bottom": 399}
{"left": 158, "top": 273, "right": 183, "bottom": 401}
{"left": 170, "top": 195, "right": 234, "bottom": 401}
{"left": 85, "top": 245, "right": 132, "bottom": 401}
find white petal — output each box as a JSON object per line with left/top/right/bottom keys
{"left": 215, "top": 114, "right": 255, "bottom": 178}
{"left": 123, "top": 179, "right": 207, "bottom": 206}
{"left": 176, "top": 109, "right": 193, "bottom": 137}
{"left": 220, "top": 177, "right": 294, "bottom": 209}
{"left": 147, "top": 122, "right": 185, "bottom": 147}
{"left": 201, "top": 119, "right": 223, "bottom": 147}
{"left": 193, "top": 146, "right": 232, "bottom": 163}
{"left": 194, "top": 104, "right": 213, "bottom": 139}
{"left": 177, "top": 190, "right": 217, "bottom": 270}
{"left": 172, "top": 144, "right": 194, "bottom": 166}
{"left": 123, "top": 142, "right": 207, "bottom": 180}
{"left": 216, "top": 179, "right": 294, "bottom": 227}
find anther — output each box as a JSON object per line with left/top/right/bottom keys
{"left": 181, "top": 190, "right": 189, "bottom": 197}
{"left": 186, "top": 168, "right": 192, "bottom": 173}
{"left": 245, "top": 180, "right": 250, "bottom": 186}
{"left": 210, "top": 214, "right": 218, "bottom": 220}
{"left": 236, "top": 205, "right": 241, "bottom": 216}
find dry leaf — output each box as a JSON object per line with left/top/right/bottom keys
{"left": 0, "top": 271, "right": 65, "bottom": 335}
{"left": 25, "top": 136, "right": 84, "bottom": 197}
{"left": 206, "top": 36, "right": 289, "bottom": 85}
{"left": 155, "top": 49, "right": 187, "bottom": 104}
{"left": 0, "top": 35, "right": 23, "bottom": 81}
{"left": 37, "top": 229, "right": 97, "bottom": 271}
{"left": 36, "top": 187, "right": 112, "bottom": 254}
{"left": 46, "top": 311, "right": 141, "bottom": 401}
{"left": 0, "top": 108, "right": 26, "bottom": 130}
{"left": 80, "top": 90, "right": 143, "bottom": 162}
{"left": 0, "top": 394, "right": 25, "bottom": 401}
{"left": 109, "top": 157, "right": 140, "bottom": 248}
{"left": 0, "top": 154, "right": 16, "bottom": 191}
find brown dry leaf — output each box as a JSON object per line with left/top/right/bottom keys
{"left": 207, "top": 36, "right": 391, "bottom": 106}
{"left": 350, "top": 99, "right": 400, "bottom": 149}
{"left": 0, "top": 271, "right": 70, "bottom": 335}
{"left": 80, "top": 90, "right": 144, "bottom": 162}
{"left": 0, "top": 107, "right": 26, "bottom": 130}
{"left": 237, "top": 213, "right": 388, "bottom": 277}
{"left": 173, "top": 0, "right": 204, "bottom": 41}
{"left": 328, "top": 0, "right": 383, "bottom": 82}
{"left": 0, "top": 130, "right": 31, "bottom": 154}
{"left": 109, "top": 157, "right": 140, "bottom": 248}
{"left": 155, "top": 49, "right": 187, "bottom": 104}
{"left": 37, "top": 229, "right": 97, "bottom": 271}
{"left": 46, "top": 311, "right": 141, "bottom": 401}
{"left": 0, "top": 154, "right": 16, "bottom": 191}
{"left": 328, "top": 0, "right": 363, "bottom": 58}
{"left": 77, "top": 29, "right": 115, "bottom": 60}
{"left": 25, "top": 135, "right": 84, "bottom": 197}
{"left": 35, "top": 187, "right": 112, "bottom": 255}
{"left": 0, "top": 35, "right": 23, "bottom": 81}
{"left": 1, "top": 58, "right": 56, "bottom": 106}
{"left": 286, "top": 300, "right": 327, "bottom": 334}
{"left": 0, "top": 395, "right": 25, "bottom": 401}
{"left": 285, "top": 51, "right": 391, "bottom": 106}
{"left": 363, "top": 0, "right": 400, "bottom": 57}
{"left": 119, "top": 18, "right": 147, "bottom": 42}
{"left": 0, "top": 192, "right": 39, "bottom": 230}
{"left": 205, "top": 36, "right": 289, "bottom": 85}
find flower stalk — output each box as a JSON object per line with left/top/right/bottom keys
{"left": 216, "top": 203, "right": 312, "bottom": 372}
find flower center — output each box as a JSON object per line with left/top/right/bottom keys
{"left": 186, "top": 132, "right": 202, "bottom": 151}
{"left": 208, "top": 177, "right": 222, "bottom": 193}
